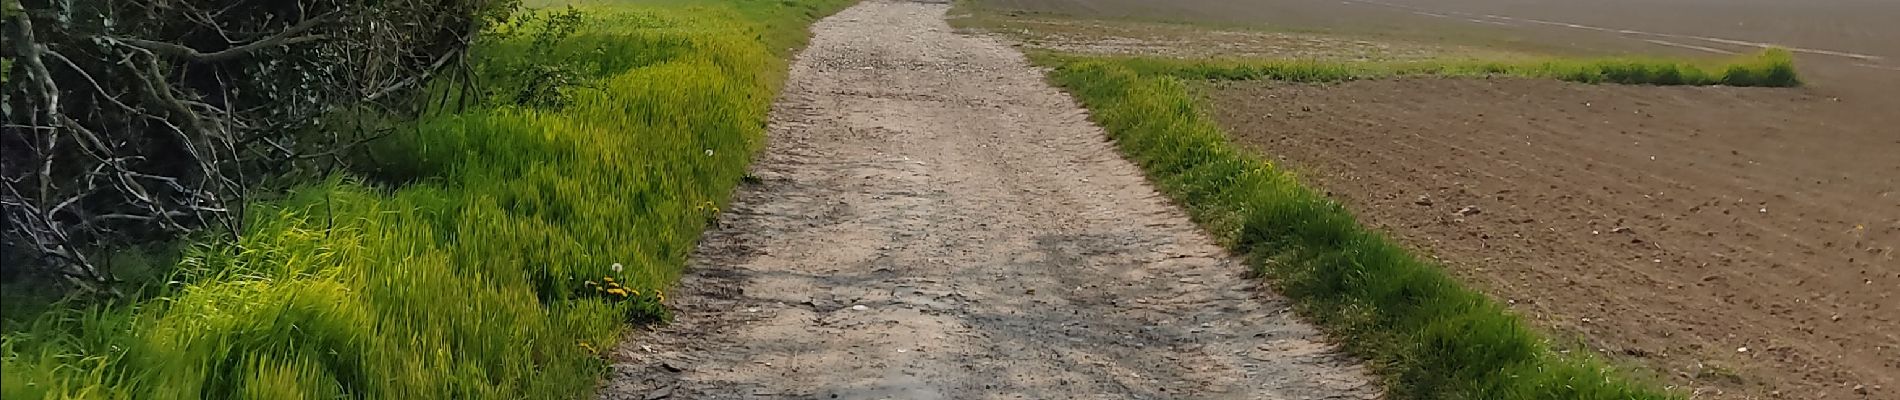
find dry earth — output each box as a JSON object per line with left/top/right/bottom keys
{"left": 953, "top": 17, "right": 1527, "bottom": 62}
{"left": 1211, "top": 78, "right": 1899, "bottom": 400}
{"left": 964, "top": 0, "right": 1900, "bottom": 398}
{"left": 597, "top": 1, "right": 1377, "bottom": 398}
{"left": 969, "top": 0, "right": 1900, "bottom": 128}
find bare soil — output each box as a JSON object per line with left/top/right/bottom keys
{"left": 969, "top": 0, "right": 1900, "bottom": 128}
{"left": 1208, "top": 78, "right": 1899, "bottom": 400}
{"left": 596, "top": 1, "right": 1377, "bottom": 398}
{"left": 951, "top": 16, "right": 1528, "bottom": 62}
{"left": 1356, "top": 0, "right": 1900, "bottom": 64}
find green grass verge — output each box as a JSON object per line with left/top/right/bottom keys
{"left": 0, "top": 0, "right": 850, "bottom": 398}
{"left": 1047, "top": 61, "right": 1681, "bottom": 399}
{"left": 1050, "top": 48, "right": 1798, "bottom": 86}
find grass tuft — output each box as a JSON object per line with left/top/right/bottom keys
{"left": 0, "top": 0, "right": 851, "bottom": 398}
{"left": 1059, "top": 48, "right": 1799, "bottom": 87}
{"left": 1049, "top": 61, "right": 1679, "bottom": 399}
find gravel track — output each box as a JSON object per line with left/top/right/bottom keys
{"left": 596, "top": 1, "right": 1376, "bottom": 398}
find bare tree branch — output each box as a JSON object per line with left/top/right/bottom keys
{"left": 104, "top": 11, "right": 339, "bottom": 64}
{"left": 5, "top": 0, "right": 498, "bottom": 294}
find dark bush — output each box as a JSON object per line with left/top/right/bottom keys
{"left": 0, "top": 0, "right": 516, "bottom": 292}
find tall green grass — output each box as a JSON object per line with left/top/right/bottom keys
{"left": 0, "top": 0, "right": 850, "bottom": 398}
{"left": 1048, "top": 61, "right": 1679, "bottom": 399}
{"left": 1059, "top": 48, "right": 1798, "bottom": 86}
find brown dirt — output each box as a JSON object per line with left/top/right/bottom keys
{"left": 950, "top": 16, "right": 1528, "bottom": 62}
{"left": 1355, "top": 0, "right": 1900, "bottom": 63}
{"left": 1207, "top": 77, "right": 1900, "bottom": 399}
{"left": 968, "top": 0, "right": 1900, "bottom": 129}
{"left": 595, "top": 1, "right": 1377, "bottom": 398}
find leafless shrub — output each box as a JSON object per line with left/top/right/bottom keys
{"left": 0, "top": 0, "right": 516, "bottom": 293}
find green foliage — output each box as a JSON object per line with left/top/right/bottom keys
{"left": 1070, "top": 48, "right": 1799, "bottom": 87}
{"left": 0, "top": 0, "right": 852, "bottom": 398}
{"left": 488, "top": 7, "right": 596, "bottom": 108}
{"left": 1715, "top": 48, "right": 1799, "bottom": 87}
{"left": 1048, "top": 61, "right": 1679, "bottom": 400}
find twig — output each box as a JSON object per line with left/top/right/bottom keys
{"left": 104, "top": 11, "right": 339, "bottom": 63}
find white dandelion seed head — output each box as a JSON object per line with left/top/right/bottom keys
{"left": 704, "top": 149, "right": 714, "bottom": 157}
{"left": 610, "top": 263, "right": 624, "bottom": 273}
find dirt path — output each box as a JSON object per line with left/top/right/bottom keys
{"left": 596, "top": 1, "right": 1376, "bottom": 398}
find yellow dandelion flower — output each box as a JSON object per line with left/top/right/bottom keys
{"left": 602, "top": 276, "right": 615, "bottom": 283}
{"left": 606, "top": 288, "right": 627, "bottom": 297}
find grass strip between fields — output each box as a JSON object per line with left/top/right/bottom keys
{"left": 1, "top": 0, "right": 849, "bottom": 398}
{"left": 1046, "top": 48, "right": 1798, "bottom": 87}
{"left": 1047, "top": 60, "right": 1694, "bottom": 399}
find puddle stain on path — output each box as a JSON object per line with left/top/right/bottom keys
{"left": 597, "top": 0, "right": 1376, "bottom": 399}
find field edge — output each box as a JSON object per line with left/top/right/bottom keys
{"left": 1044, "top": 60, "right": 1683, "bottom": 399}
{"left": 1034, "top": 48, "right": 1799, "bottom": 87}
